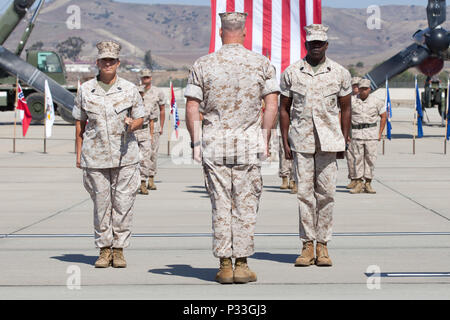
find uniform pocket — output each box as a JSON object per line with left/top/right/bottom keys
{"left": 323, "top": 86, "right": 339, "bottom": 114}
{"left": 115, "top": 104, "right": 132, "bottom": 116}
{"left": 291, "top": 85, "right": 307, "bottom": 104}
{"left": 83, "top": 102, "right": 102, "bottom": 120}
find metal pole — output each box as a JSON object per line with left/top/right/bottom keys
{"left": 413, "top": 112, "right": 417, "bottom": 155}
{"left": 168, "top": 81, "right": 172, "bottom": 157}
{"left": 44, "top": 87, "right": 47, "bottom": 154}
{"left": 168, "top": 112, "right": 172, "bottom": 156}
{"left": 13, "top": 76, "right": 18, "bottom": 153}
{"left": 442, "top": 79, "right": 450, "bottom": 155}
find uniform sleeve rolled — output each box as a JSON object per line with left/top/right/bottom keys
{"left": 72, "top": 87, "right": 87, "bottom": 121}
{"left": 184, "top": 63, "right": 204, "bottom": 101}
{"left": 158, "top": 89, "right": 166, "bottom": 106}
{"left": 262, "top": 61, "right": 280, "bottom": 97}
{"left": 378, "top": 98, "right": 387, "bottom": 115}
{"left": 280, "top": 69, "right": 292, "bottom": 98}
{"left": 131, "top": 87, "right": 146, "bottom": 119}
{"left": 338, "top": 68, "right": 352, "bottom": 97}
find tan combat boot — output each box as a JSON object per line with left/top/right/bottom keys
{"left": 95, "top": 247, "right": 112, "bottom": 268}
{"left": 280, "top": 177, "right": 289, "bottom": 190}
{"left": 290, "top": 182, "right": 298, "bottom": 194}
{"left": 148, "top": 176, "right": 157, "bottom": 190}
{"left": 346, "top": 179, "right": 358, "bottom": 189}
{"left": 140, "top": 181, "right": 149, "bottom": 195}
{"left": 350, "top": 179, "right": 365, "bottom": 194}
{"left": 112, "top": 248, "right": 127, "bottom": 268}
{"left": 315, "top": 242, "right": 333, "bottom": 267}
{"left": 215, "top": 258, "right": 234, "bottom": 284}
{"left": 233, "top": 257, "right": 257, "bottom": 284}
{"left": 365, "top": 179, "right": 376, "bottom": 194}
{"left": 295, "top": 241, "right": 315, "bottom": 267}
{"left": 289, "top": 179, "right": 295, "bottom": 190}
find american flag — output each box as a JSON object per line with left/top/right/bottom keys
{"left": 209, "top": 0, "right": 322, "bottom": 78}
{"left": 16, "top": 82, "right": 32, "bottom": 137}
{"left": 170, "top": 81, "right": 180, "bottom": 139}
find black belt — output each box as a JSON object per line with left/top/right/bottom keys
{"left": 352, "top": 123, "right": 377, "bottom": 130}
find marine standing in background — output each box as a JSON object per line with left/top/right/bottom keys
{"left": 141, "top": 69, "right": 166, "bottom": 191}
{"left": 73, "top": 41, "right": 145, "bottom": 268}
{"left": 278, "top": 117, "right": 296, "bottom": 193}
{"left": 348, "top": 79, "right": 387, "bottom": 195}
{"left": 280, "top": 24, "right": 352, "bottom": 267}
{"left": 185, "top": 12, "right": 280, "bottom": 284}
{"left": 136, "top": 82, "right": 152, "bottom": 196}
{"left": 346, "top": 76, "right": 361, "bottom": 190}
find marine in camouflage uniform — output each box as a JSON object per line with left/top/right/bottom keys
{"left": 141, "top": 69, "right": 166, "bottom": 191}
{"left": 280, "top": 24, "right": 352, "bottom": 267}
{"left": 73, "top": 41, "right": 145, "bottom": 268}
{"left": 277, "top": 117, "right": 295, "bottom": 191}
{"left": 349, "top": 79, "right": 387, "bottom": 195}
{"left": 185, "top": 12, "right": 280, "bottom": 284}
{"left": 135, "top": 79, "right": 152, "bottom": 195}
{"left": 346, "top": 77, "right": 362, "bottom": 189}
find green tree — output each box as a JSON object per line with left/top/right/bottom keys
{"left": 29, "top": 41, "right": 44, "bottom": 51}
{"left": 56, "top": 37, "right": 85, "bottom": 61}
{"left": 347, "top": 66, "right": 359, "bottom": 77}
{"left": 144, "top": 50, "right": 153, "bottom": 69}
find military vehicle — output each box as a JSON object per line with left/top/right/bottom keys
{"left": 364, "top": 0, "right": 450, "bottom": 123}
{"left": 0, "top": 0, "right": 76, "bottom": 123}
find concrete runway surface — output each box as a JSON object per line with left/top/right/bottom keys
{"left": 0, "top": 107, "right": 449, "bottom": 300}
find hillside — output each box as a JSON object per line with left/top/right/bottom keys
{"left": 3, "top": 0, "right": 450, "bottom": 72}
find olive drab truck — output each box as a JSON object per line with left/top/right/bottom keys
{"left": 0, "top": 0, "right": 76, "bottom": 123}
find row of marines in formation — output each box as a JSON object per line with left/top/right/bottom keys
{"left": 73, "top": 12, "right": 387, "bottom": 285}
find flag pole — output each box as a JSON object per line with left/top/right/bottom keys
{"left": 413, "top": 76, "right": 418, "bottom": 155}
{"left": 445, "top": 79, "right": 449, "bottom": 155}
{"left": 413, "top": 112, "right": 417, "bottom": 155}
{"left": 13, "top": 76, "right": 19, "bottom": 153}
{"left": 168, "top": 80, "right": 172, "bottom": 156}
{"left": 44, "top": 84, "right": 47, "bottom": 154}
{"left": 383, "top": 80, "right": 387, "bottom": 155}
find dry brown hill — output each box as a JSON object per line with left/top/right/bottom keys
{"left": 3, "top": 0, "right": 450, "bottom": 72}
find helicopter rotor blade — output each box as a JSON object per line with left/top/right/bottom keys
{"left": 427, "top": 0, "right": 446, "bottom": 29}
{"left": 364, "top": 43, "right": 430, "bottom": 91}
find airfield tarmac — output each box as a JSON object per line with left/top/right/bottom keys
{"left": 0, "top": 106, "right": 449, "bottom": 300}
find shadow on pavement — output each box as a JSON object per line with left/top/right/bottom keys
{"left": 251, "top": 252, "right": 298, "bottom": 264}
{"left": 263, "top": 185, "right": 283, "bottom": 189}
{"left": 51, "top": 254, "right": 97, "bottom": 266}
{"left": 149, "top": 264, "right": 217, "bottom": 282}
{"left": 184, "top": 186, "right": 209, "bottom": 198}
{"left": 264, "top": 190, "right": 292, "bottom": 194}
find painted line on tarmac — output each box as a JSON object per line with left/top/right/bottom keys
{"left": 1, "top": 231, "right": 450, "bottom": 239}
{"left": 375, "top": 178, "right": 450, "bottom": 222}
{"left": 3, "top": 198, "right": 91, "bottom": 237}
{"left": 366, "top": 272, "right": 450, "bottom": 278}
